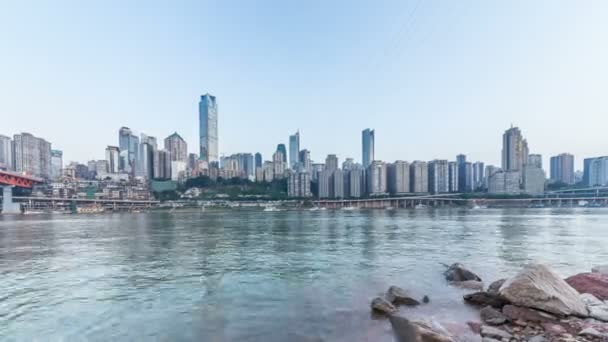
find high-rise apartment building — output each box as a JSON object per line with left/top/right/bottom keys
{"left": 367, "top": 160, "right": 387, "bottom": 195}
{"left": 428, "top": 160, "right": 449, "bottom": 194}
{"left": 0, "top": 135, "right": 12, "bottom": 170}
{"left": 456, "top": 154, "right": 467, "bottom": 192}
{"left": 105, "top": 146, "right": 120, "bottom": 174}
{"left": 484, "top": 165, "right": 501, "bottom": 189}
{"left": 289, "top": 131, "right": 300, "bottom": 169}
{"left": 472, "top": 161, "right": 485, "bottom": 190}
{"left": 12, "top": 132, "right": 52, "bottom": 179}
{"left": 502, "top": 126, "right": 529, "bottom": 173}
{"left": 164, "top": 132, "right": 188, "bottom": 162}
{"left": 331, "top": 169, "right": 344, "bottom": 198}
{"left": 188, "top": 153, "right": 198, "bottom": 170}
{"left": 583, "top": 156, "right": 608, "bottom": 187}
{"left": 276, "top": 144, "right": 287, "bottom": 163}
{"left": 317, "top": 169, "right": 331, "bottom": 198}
{"left": 528, "top": 154, "right": 543, "bottom": 169}
{"left": 153, "top": 149, "right": 171, "bottom": 180}
{"left": 387, "top": 160, "right": 410, "bottom": 194}
{"left": 362, "top": 128, "right": 374, "bottom": 169}
{"left": 255, "top": 152, "right": 263, "bottom": 169}
{"left": 50, "top": 150, "right": 63, "bottom": 179}
{"left": 138, "top": 142, "right": 154, "bottom": 179}
{"left": 325, "top": 154, "right": 339, "bottom": 171}
{"left": 488, "top": 171, "right": 520, "bottom": 194}
{"left": 199, "top": 94, "right": 218, "bottom": 163}
{"left": 288, "top": 170, "right": 311, "bottom": 198}
{"left": 346, "top": 168, "right": 364, "bottom": 198}
{"left": 272, "top": 151, "right": 286, "bottom": 179}
{"left": 299, "top": 149, "right": 311, "bottom": 173}
{"left": 523, "top": 166, "right": 546, "bottom": 195}
{"left": 550, "top": 153, "right": 575, "bottom": 185}
{"left": 410, "top": 161, "right": 429, "bottom": 193}
{"left": 118, "top": 127, "right": 139, "bottom": 172}
{"left": 448, "top": 161, "right": 458, "bottom": 193}
{"left": 464, "top": 162, "right": 474, "bottom": 192}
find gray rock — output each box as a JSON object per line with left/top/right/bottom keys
{"left": 480, "top": 338, "right": 500, "bottom": 342}
{"left": 592, "top": 265, "right": 608, "bottom": 274}
{"left": 386, "top": 286, "right": 421, "bottom": 306}
{"left": 578, "top": 327, "right": 608, "bottom": 339}
{"left": 480, "top": 306, "right": 508, "bottom": 325}
{"left": 449, "top": 280, "right": 484, "bottom": 290}
{"left": 463, "top": 291, "right": 509, "bottom": 308}
{"left": 580, "top": 293, "right": 608, "bottom": 322}
{"left": 444, "top": 263, "right": 482, "bottom": 282}
{"left": 527, "top": 336, "right": 547, "bottom": 342}
{"left": 371, "top": 297, "right": 397, "bottom": 315}
{"left": 411, "top": 320, "right": 455, "bottom": 342}
{"left": 422, "top": 295, "right": 430, "bottom": 304}
{"left": 487, "top": 279, "right": 506, "bottom": 294}
{"left": 480, "top": 325, "right": 512, "bottom": 340}
{"left": 498, "top": 263, "right": 588, "bottom": 317}
{"left": 388, "top": 315, "right": 420, "bottom": 342}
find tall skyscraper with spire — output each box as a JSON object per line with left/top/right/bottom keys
{"left": 362, "top": 128, "right": 374, "bottom": 169}
{"left": 199, "top": 94, "right": 218, "bottom": 163}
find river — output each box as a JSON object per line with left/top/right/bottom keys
{"left": 1, "top": 208, "right": 607, "bottom": 341}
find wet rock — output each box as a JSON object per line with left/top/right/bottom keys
{"left": 580, "top": 293, "right": 608, "bottom": 322}
{"left": 480, "top": 306, "right": 508, "bottom": 325}
{"left": 592, "top": 265, "right": 608, "bottom": 274}
{"left": 388, "top": 315, "right": 420, "bottom": 342}
{"left": 386, "top": 286, "right": 420, "bottom": 306}
{"left": 501, "top": 305, "right": 557, "bottom": 323}
{"left": 422, "top": 295, "right": 430, "bottom": 304}
{"left": 498, "top": 263, "right": 588, "bottom": 317}
{"left": 480, "top": 325, "right": 512, "bottom": 340}
{"left": 487, "top": 279, "right": 506, "bottom": 294}
{"left": 480, "top": 338, "right": 500, "bottom": 342}
{"left": 410, "top": 319, "right": 455, "bottom": 342}
{"left": 444, "top": 263, "right": 482, "bottom": 282}
{"left": 467, "top": 321, "right": 482, "bottom": 334}
{"left": 463, "top": 291, "right": 509, "bottom": 308}
{"left": 565, "top": 272, "right": 608, "bottom": 301}
{"left": 449, "top": 280, "right": 484, "bottom": 290}
{"left": 371, "top": 297, "right": 397, "bottom": 315}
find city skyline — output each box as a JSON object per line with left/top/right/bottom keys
{"left": 2, "top": 2, "right": 607, "bottom": 168}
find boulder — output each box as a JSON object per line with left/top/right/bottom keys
{"left": 480, "top": 306, "right": 508, "bottom": 325}
{"left": 463, "top": 292, "right": 509, "bottom": 308}
{"left": 578, "top": 327, "right": 608, "bottom": 339}
{"left": 501, "top": 305, "right": 556, "bottom": 323}
{"left": 386, "top": 286, "right": 420, "bottom": 306}
{"left": 422, "top": 295, "right": 430, "bottom": 304}
{"left": 449, "top": 280, "right": 484, "bottom": 290}
{"left": 541, "top": 322, "right": 566, "bottom": 336}
{"left": 467, "top": 321, "right": 481, "bottom": 334}
{"left": 592, "top": 265, "right": 608, "bottom": 274}
{"left": 580, "top": 293, "right": 608, "bottom": 322}
{"left": 389, "top": 315, "right": 455, "bottom": 342}
{"left": 480, "top": 325, "right": 512, "bottom": 340}
{"left": 487, "top": 279, "right": 506, "bottom": 294}
{"left": 498, "top": 263, "right": 588, "bottom": 317}
{"left": 565, "top": 272, "right": 608, "bottom": 301}
{"left": 527, "top": 336, "right": 547, "bottom": 342}
{"left": 444, "top": 263, "right": 482, "bottom": 282}
{"left": 371, "top": 297, "right": 397, "bottom": 315}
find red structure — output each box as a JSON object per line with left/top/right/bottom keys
{"left": 0, "top": 170, "right": 43, "bottom": 188}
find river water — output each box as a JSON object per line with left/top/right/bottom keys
{"left": 1, "top": 208, "right": 607, "bottom": 341}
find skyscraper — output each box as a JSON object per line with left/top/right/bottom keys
{"left": 367, "top": 160, "right": 387, "bottom": 195}
{"left": 138, "top": 142, "right": 154, "bottom": 179}
{"left": 105, "top": 146, "right": 120, "bottom": 174}
{"left": 410, "top": 161, "right": 429, "bottom": 193}
{"left": 325, "top": 154, "right": 339, "bottom": 171}
{"left": 12, "top": 133, "right": 51, "bottom": 179}
{"left": 164, "top": 132, "right": 188, "bottom": 162}
{"left": 118, "top": 127, "right": 138, "bottom": 173}
{"left": 0, "top": 135, "right": 12, "bottom": 170}
{"left": 502, "top": 126, "right": 529, "bottom": 172}
{"left": 50, "top": 150, "right": 63, "bottom": 180}
{"left": 362, "top": 128, "right": 375, "bottom": 169}
{"left": 153, "top": 149, "right": 171, "bottom": 180}
{"left": 428, "top": 160, "right": 449, "bottom": 194}
{"left": 472, "top": 161, "right": 485, "bottom": 190}
{"left": 272, "top": 151, "right": 286, "bottom": 178}
{"left": 448, "top": 161, "right": 459, "bottom": 193}
{"left": 387, "top": 161, "right": 410, "bottom": 194}
{"left": 199, "top": 94, "right": 219, "bottom": 163}
{"left": 255, "top": 152, "right": 263, "bottom": 169}
{"left": 276, "top": 144, "right": 287, "bottom": 163}
{"left": 289, "top": 131, "right": 300, "bottom": 169}
{"left": 550, "top": 153, "right": 575, "bottom": 185}
{"left": 583, "top": 156, "right": 608, "bottom": 187}
{"left": 456, "top": 154, "right": 467, "bottom": 192}
{"left": 299, "top": 149, "right": 311, "bottom": 172}
{"left": 528, "top": 154, "right": 543, "bottom": 169}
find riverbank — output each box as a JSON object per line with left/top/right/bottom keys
{"left": 371, "top": 263, "right": 608, "bottom": 341}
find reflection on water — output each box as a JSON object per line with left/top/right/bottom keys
{"left": 1, "top": 208, "right": 607, "bottom": 341}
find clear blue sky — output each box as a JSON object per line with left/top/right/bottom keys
{"left": 1, "top": 1, "right": 607, "bottom": 170}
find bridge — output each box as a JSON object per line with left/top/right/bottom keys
{"left": 0, "top": 170, "right": 44, "bottom": 213}
{"left": 8, "top": 196, "right": 159, "bottom": 212}
{"left": 314, "top": 193, "right": 608, "bottom": 209}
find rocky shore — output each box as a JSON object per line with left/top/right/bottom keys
{"left": 370, "top": 263, "right": 608, "bottom": 341}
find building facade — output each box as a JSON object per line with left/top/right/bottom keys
{"left": 199, "top": 94, "right": 219, "bottom": 162}
{"left": 164, "top": 132, "right": 188, "bottom": 162}
{"left": 502, "top": 126, "right": 529, "bottom": 173}
{"left": 410, "top": 161, "right": 428, "bottom": 193}
{"left": 50, "top": 150, "right": 63, "bottom": 180}
{"left": 325, "top": 154, "right": 339, "bottom": 171}
{"left": 153, "top": 149, "right": 171, "bottom": 180}
{"left": 13, "top": 132, "right": 52, "bottom": 179}
{"left": 428, "top": 160, "right": 449, "bottom": 194}
{"left": 105, "top": 146, "right": 120, "bottom": 174}
{"left": 367, "top": 160, "right": 387, "bottom": 195}
{"left": 448, "top": 161, "right": 458, "bottom": 193}
{"left": 523, "top": 166, "right": 546, "bottom": 195}
{"left": 528, "top": 154, "right": 543, "bottom": 169}
{"left": 584, "top": 156, "right": 608, "bottom": 187}
{"left": 0, "top": 135, "right": 12, "bottom": 170}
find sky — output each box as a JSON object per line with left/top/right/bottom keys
{"left": 1, "top": 1, "right": 607, "bottom": 170}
